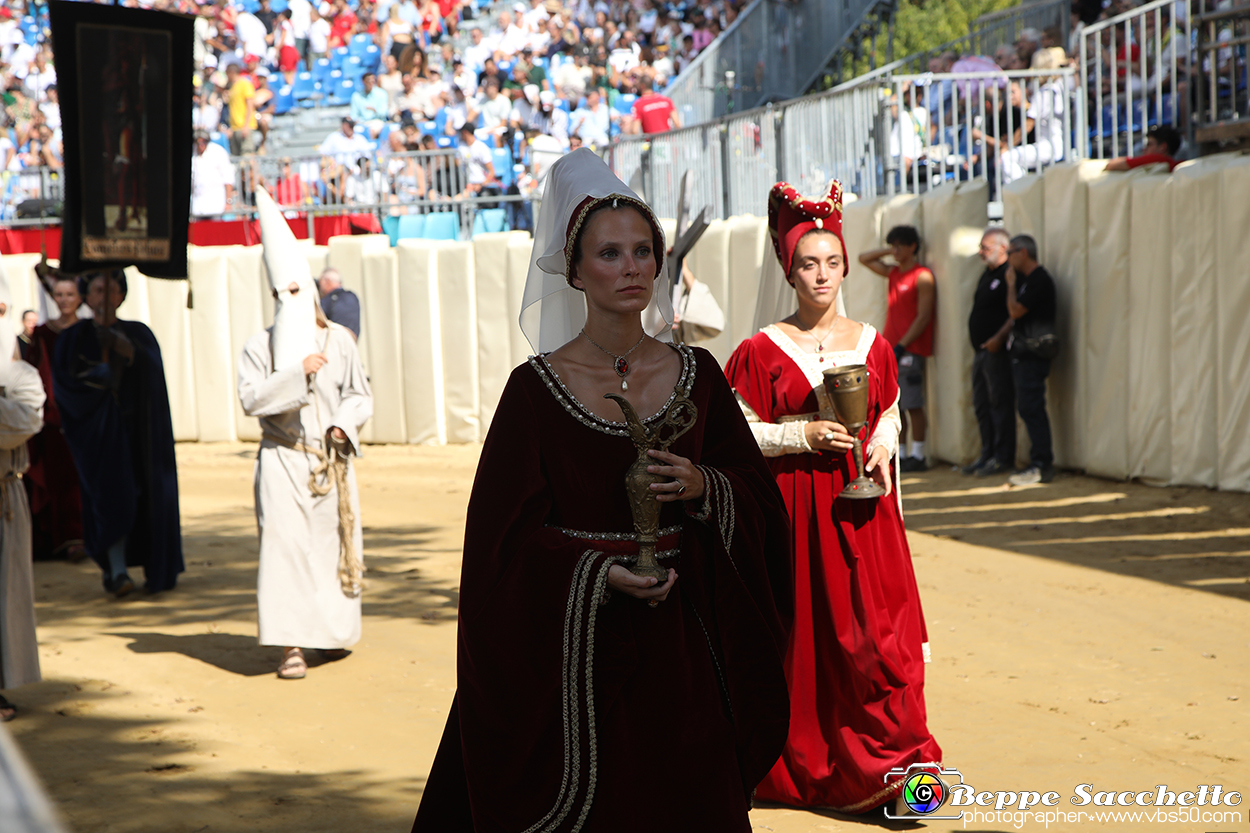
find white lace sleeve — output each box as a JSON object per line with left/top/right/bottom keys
{"left": 865, "top": 390, "right": 901, "bottom": 460}
{"left": 735, "top": 391, "right": 812, "bottom": 457}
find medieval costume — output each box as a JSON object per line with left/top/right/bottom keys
{"left": 412, "top": 149, "right": 792, "bottom": 832}
{"left": 1, "top": 264, "right": 45, "bottom": 710}
{"left": 52, "top": 272, "right": 183, "bottom": 595}
{"left": 22, "top": 319, "right": 85, "bottom": 560}
{"left": 725, "top": 181, "right": 941, "bottom": 812}
{"left": 239, "top": 188, "right": 372, "bottom": 676}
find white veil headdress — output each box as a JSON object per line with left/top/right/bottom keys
{"left": 256, "top": 186, "right": 320, "bottom": 372}
{"left": 519, "top": 148, "right": 674, "bottom": 355}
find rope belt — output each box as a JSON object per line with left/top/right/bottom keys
{"left": 1, "top": 472, "right": 17, "bottom": 521}
{"left": 262, "top": 429, "right": 363, "bottom": 598}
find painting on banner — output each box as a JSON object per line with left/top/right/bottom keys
{"left": 49, "top": 1, "right": 193, "bottom": 278}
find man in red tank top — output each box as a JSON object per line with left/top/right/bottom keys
{"left": 859, "top": 225, "right": 935, "bottom": 471}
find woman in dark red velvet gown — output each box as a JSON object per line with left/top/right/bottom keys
{"left": 725, "top": 181, "right": 942, "bottom": 813}
{"left": 412, "top": 149, "right": 792, "bottom": 832}
{"left": 22, "top": 275, "right": 85, "bottom": 560}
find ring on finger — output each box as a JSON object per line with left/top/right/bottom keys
{"left": 823, "top": 432, "right": 834, "bottom": 441}
{"left": 677, "top": 484, "right": 687, "bottom": 496}
{"left": 647, "top": 599, "right": 659, "bottom": 607}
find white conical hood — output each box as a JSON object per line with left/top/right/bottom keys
{"left": 0, "top": 258, "right": 16, "bottom": 381}
{"left": 257, "top": 187, "right": 319, "bottom": 372}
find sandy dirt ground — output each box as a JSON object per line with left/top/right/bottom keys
{"left": 7, "top": 442, "right": 1249, "bottom": 833}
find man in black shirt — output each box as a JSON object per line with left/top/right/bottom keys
{"left": 1005, "top": 234, "right": 1057, "bottom": 485}
{"left": 964, "top": 228, "right": 1016, "bottom": 477}
{"left": 317, "top": 268, "right": 361, "bottom": 340}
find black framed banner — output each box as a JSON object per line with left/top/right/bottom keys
{"left": 50, "top": 1, "right": 193, "bottom": 278}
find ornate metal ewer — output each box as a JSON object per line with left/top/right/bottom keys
{"left": 604, "top": 391, "right": 699, "bottom": 582}
{"left": 822, "top": 364, "right": 886, "bottom": 500}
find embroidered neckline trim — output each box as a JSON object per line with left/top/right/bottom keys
{"left": 762, "top": 323, "right": 875, "bottom": 416}
{"left": 529, "top": 343, "right": 697, "bottom": 436}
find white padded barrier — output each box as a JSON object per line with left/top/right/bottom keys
{"left": 185, "top": 247, "right": 235, "bottom": 442}
{"left": 396, "top": 241, "right": 448, "bottom": 445}
{"left": 505, "top": 232, "right": 534, "bottom": 366}
{"left": 225, "top": 245, "right": 268, "bottom": 442}
{"left": 1168, "top": 155, "right": 1234, "bottom": 487}
{"left": 472, "top": 231, "right": 520, "bottom": 432}
{"left": 1125, "top": 173, "right": 1174, "bottom": 483}
{"left": 432, "top": 241, "right": 481, "bottom": 443}
{"left": 1040, "top": 161, "right": 1104, "bottom": 469}
{"left": 1002, "top": 174, "right": 1045, "bottom": 242}
{"left": 1214, "top": 155, "right": 1250, "bottom": 492}
{"left": 840, "top": 195, "right": 888, "bottom": 331}
{"left": 359, "top": 245, "right": 408, "bottom": 443}
{"left": 723, "top": 216, "right": 769, "bottom": 351}
{"left": 685, "top": 218, "right": 733, "bottom": 364}
{"left": 1082, "top": 170, "right": 1138, "bottom": 479}
{"left": 920, "top": 180, "right": 989, "bottom": 466}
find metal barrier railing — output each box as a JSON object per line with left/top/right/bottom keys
{"left": 0, "top": 168, "right": 64, "bottom": 222}
{"left": 1193, "top": 1, "right": 1250, "bottom": 146}
{"left": 662, "top": 0, "right": 880, "bottom": 125}
{"left": 610, "top": 67, "right": 1083, "bottom": 219}
{"left": 1080, "top": 0, "right": 1193, "bottom": 159}
{"left": 2, "top": 148, "right": 536, "bottom": 239}
{"left": 838, "top": 0, "right": 1070, "bottom": 86}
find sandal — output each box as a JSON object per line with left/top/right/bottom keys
{"left": 0, "top": 695, "right": 16, "bottom": 722}
{"left": 277, "top": 649, "right": 307, "bottom": 680}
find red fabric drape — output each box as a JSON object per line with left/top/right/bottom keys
{"left": 724, "top": 329, "right": 942, "bottom": 813}
{"left": 0, "top": 214, "right": 386, "bottom": 255}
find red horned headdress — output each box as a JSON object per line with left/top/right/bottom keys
{"left": 767, "top": 180, "right": 846, "bottom": 277}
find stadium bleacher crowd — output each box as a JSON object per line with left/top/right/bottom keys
{"left": 0, "top": 0, "right": 1241, "bottom": 227}
{"left": 178, "top": 0, "right": 746, "bottom": 227}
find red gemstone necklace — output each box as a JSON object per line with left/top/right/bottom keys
{"left": 581, "top": 329, "right": 646, "bottom": 391}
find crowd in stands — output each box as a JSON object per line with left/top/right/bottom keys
{"left": 187, "top": 0, "right": 744, "bottom": 216}
{"left": 0, "top": 6, "right": 63, "bottom": 215}
{"left": 885, "top": 0, "right": 1219, "bottom": 189}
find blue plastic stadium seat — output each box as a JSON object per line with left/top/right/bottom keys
{"left": 326, "top": 78, "right": 356, "bottom": 107}
{"left": 292, "top": 71, "right": 318, "bottom": 100}
{"left": 382, "top": 215, "right": 401, "bottom": 246}
{"left": 343, "top": 56, "right": 365, "bottom": 80}
{"left": 273, "top": 85, "right": 295, "bottom": 115}
{"left": 422, "top": 212, "right": 460, "bottom": 240}
{"left": 349, "top": 34, "right": 372, "bottom": 56}
{"left": 362, "top": 45, "right": 382, "bottom": 72}
{"left": 613, "top": 93, "right": 637, "bottom": 116}
{"left": 433, "top": 108, "right": 448, "bottom": 135}
{"left": 421, "top": 120, "right": 438, "bottom": 136}
{"left": 210, "top": 131, "right": 229, "bottom": 152}
{"left": 314, "top": 57, "right": 333, "bottom": 82}
{"left": 472, "top": 208, "right": 508, "bottom": 235}
{"left": 331, "top": 47, "right": 349, "bottom": 68}
{"left": 435, "top": 136, "right": 454, "bottom": 148}
{"left": 397, "top": 214, "right": 426, "bottom": 240}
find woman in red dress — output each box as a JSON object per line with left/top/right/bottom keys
{"left": 411, "top": 149, "right": 792, "bottom": 832}
{"left": 725, "top": 181, "right": 942, "bottom": 813}
{"left": 22, "top": 275, "right": 85, "bottom": 561}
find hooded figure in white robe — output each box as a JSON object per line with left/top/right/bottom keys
{"left": 0, "top": 259, "right": 45, "bottom": 705}
{"left": 238, "top": 187, "right": 373, "bottom": 677}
